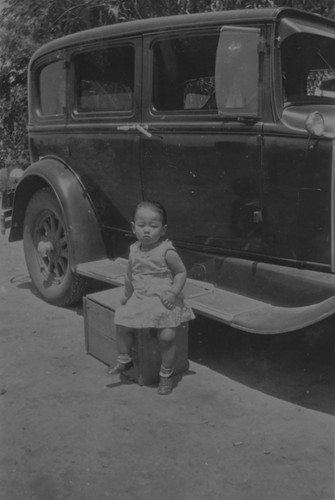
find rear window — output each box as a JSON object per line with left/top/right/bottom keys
{"left": 39, "top": 60, "right": 66, "bottom": 116}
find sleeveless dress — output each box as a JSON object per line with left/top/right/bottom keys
{"left": 114, "top": 240, "right": 195, "bottom": 329}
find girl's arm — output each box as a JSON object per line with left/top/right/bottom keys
{"left": 161, "top": 250, "right": 187, "bottom": 309}
{"left": 121, "top": 262, "right": 134, "bottom": 304}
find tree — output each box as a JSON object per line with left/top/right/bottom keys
{"left": 0, "top": 0, "right": 124, "bottom": 169}
{"left": 0, "top": 0, "right": 334, "bottom": 170}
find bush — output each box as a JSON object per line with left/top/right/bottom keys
{"left": 0, "top": 0, "right": 334, "bottom": 171}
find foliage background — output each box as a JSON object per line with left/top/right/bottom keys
{"left": 0, "top": 0, "right": 334, "bottom": 169}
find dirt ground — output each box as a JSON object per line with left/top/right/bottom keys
{"left": 0, "top": 237, "right": 334, "bottom": 500}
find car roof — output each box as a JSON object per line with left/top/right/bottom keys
{"left": 31, "top": 7, "right": 335, "bottom": 61}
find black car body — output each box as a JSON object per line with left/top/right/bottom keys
{"left": 8, "top": 7, "right": 335, "bottom": 333}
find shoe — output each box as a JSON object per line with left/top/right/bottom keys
{"left": 108, "top": 360, "right": 133, "bottom": 375}
{"left": 158, "top": 376, "right": 173, "bottom": 395}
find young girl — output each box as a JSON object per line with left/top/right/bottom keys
{"left": 109, "top": 200, "right": 195, "bottom": 395}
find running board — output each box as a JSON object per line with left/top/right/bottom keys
{"left": 76, "top": 258, "right": 129, "bottom": 286}
{"left": 76, "top": 258, "right": 335, "bottom": 334}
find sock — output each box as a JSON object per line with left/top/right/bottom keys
{"left": 117, "top": 354, "right": 132, "bottom": 365}
{"left": 159, "top": 365, "right": 174, "bottom": 378}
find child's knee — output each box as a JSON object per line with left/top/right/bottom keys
{"left": 158, "top": 327, "right": 176, "bottom": 343}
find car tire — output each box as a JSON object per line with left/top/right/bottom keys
{"left": 23, "top": 187, "right": 88, "bottom": 306}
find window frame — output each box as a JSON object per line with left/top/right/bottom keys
{"left": 30, "top": 51, "right": 67, "bottom": 125}
{"left": 280, "top": 31, "right": 335, "bottom": 106}
{"left": 273, "top": 18, "right": 335, "bottom": 117}
{"left": 68, "top": 36, "right": 141, "bottom": 124}
{"left": 143, "top": 25, "right": 263, "bottom": 122}
{"left": 143, "top": 27, "right": 223, "bottom": 122}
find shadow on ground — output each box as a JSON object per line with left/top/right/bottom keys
{"left": 189, "top": 315, "right": 335, "bottom": 416}
{"left": 15, "top": 275, "right": 335, "bottom": 416}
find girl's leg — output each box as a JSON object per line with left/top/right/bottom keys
{"left": 116, "top": 325, "right": 133, "bottom": 356}
{"left": 157, "top": 327, "right": 177, "bottom": 371}
{"left": 157, "top": 327, "right": 176, "bottom": 395}
{"left": 108, "top": 325, "right": 134, "bottom": 374}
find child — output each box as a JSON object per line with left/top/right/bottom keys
{"left": 109, "top": 200, "right": 195, "bottom": 395}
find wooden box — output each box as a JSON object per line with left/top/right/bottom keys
{"left": 83, "top": 287, "right": 189, "bottom": 386}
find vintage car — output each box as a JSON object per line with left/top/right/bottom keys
{"left": 5, "top": 7, "right": 335, "bottom": 333}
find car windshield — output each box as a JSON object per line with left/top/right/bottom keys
{"left": 281, "top": 33, "right": 335, "bottom": 104}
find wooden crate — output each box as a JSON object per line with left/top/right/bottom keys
{"left": 83, "top": 287, "right": 189, "bottom": 386}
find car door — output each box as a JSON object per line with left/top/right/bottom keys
{"left": 141, "top": 26, "right": 266, "bottom": 258}
{"left": 67, "top": 37, "right": 143, "bottom": 242}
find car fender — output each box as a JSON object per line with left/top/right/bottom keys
{"left": 9, "top": 156, "right": 107, "bottom": 267}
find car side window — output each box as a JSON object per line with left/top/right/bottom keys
{"left": 39, "top": 60, "right": 66, "bottom": 116}
{"left": 215, "top": 27, "right": 260, "bottom": 115}
{"left": 73, "top": 45, "right": 134, "bottom": 113}
{"left": 152, "top": 34, "right": 219, "bottom": 112}
{"left": 151, "top": 29, "right": 260, "bottom": 115}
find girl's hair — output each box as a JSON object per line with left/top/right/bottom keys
{"left": 133, "top": 200, "right": 167, "bottom": 225}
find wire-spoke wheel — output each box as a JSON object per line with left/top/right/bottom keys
{"left": 23, "top": 188, "right": 88, "bottom": 305}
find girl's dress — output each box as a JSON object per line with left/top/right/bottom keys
{"left": 114, "top": 240, "right": 195, "bottom": 329}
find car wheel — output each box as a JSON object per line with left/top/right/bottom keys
{"left": 23, "top": 188, "right": 88, "bottom": 305}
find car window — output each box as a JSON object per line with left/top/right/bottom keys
{"left": 39, "top": 60, "right": 66, "bottom": 116}
{"left": 73, "top": 45, "right": 134, "bottom": 113}
{"left": 151, "top": 29, "right": 260, "bottom": 115}
{"left": 215, "top": 27, "right": 260, "bottom": 115}
{"left": 152, "top": 34, "right": 219, "bottom": 112}
{"left": 281, "top": 33, "right": 335, "bottom": 103}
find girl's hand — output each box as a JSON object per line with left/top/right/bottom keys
{"left": 120, "top": 295, "right": 129, "bottom": 305}
{"left": 161, "top": 291, "right": 177, "bottom": 310}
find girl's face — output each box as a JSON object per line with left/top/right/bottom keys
{"left": 131, "top": 206, "right": 167, "bottom": 249}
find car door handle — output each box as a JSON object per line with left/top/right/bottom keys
{"left": 117, "top": 123, "right": 152, "bottom": 138}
